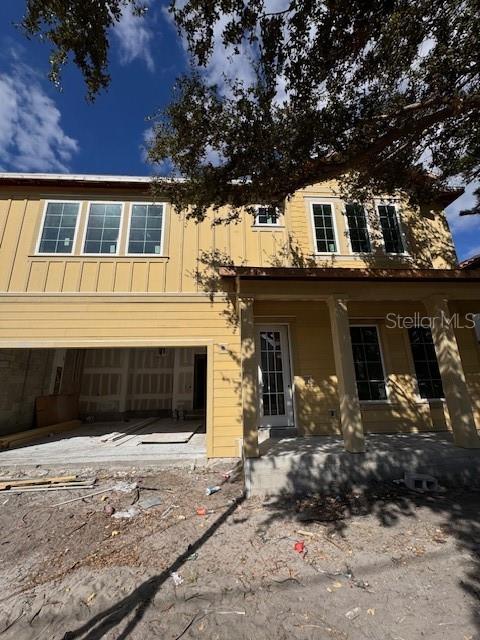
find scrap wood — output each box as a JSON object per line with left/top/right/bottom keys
{"left": 0, "top": 475, "right": 77, "bottom": 491}
{"left": 5, "top": 483, "right": 97, "bottom": 494}
{"left": 0, "top": 420, "right": 82, "bottom": 450}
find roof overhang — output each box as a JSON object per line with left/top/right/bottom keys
{"left": 0, "top": 172, "right": 183, "bottom": 190}
{"left": 219, "top": 265, "right": 480, "bottom": 282}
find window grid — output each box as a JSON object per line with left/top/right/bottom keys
{"left": 83, "top": 203, "right": 122, "bottom": 254}
{"left": 345, "top": 204, "right": 371, "bottom": 253}
{"left": 312, "top": 203, "right": 337, "bottom": 253}
{"left": 350, "top": 326, "right": 387, "bottom": 401}
{"left": 378, "top": 205, "right": 404, "bottom": 253}
{"left": 38, "top": 202, "right": 80, "bottom": 254}
{"left": 408, "top": 327, "right": 444, "bottom": 399}
{"left": 128, "top": 204, "right": 164, "bottom": 255}
{"left": 260, "top": 331, "right": 286, "bottom": 416}
{"left": 255, "top": 206, "right": 279, "bottom": 226}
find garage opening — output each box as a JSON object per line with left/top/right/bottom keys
{"left": 0, "top": 347, "right": 208, "bottom": 459}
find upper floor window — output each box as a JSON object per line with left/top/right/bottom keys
{"left": 408, "top": 327, "right": 444, "bottom": 399}
{"left": 378, "top": 204, "right": 404, "bottom": 253}
{"left": 311, "top": 203, "right": 337, "bottom": 253}
{"left": 345, "top": 204, "right": 371, "bottom": 253}
{"left": 350, "top": 325, "right": 387, "bottom": 401}
{"left": 37, "top": 201, "right": 80, "bottom": 254}
{"left": 128, "top": 203, "right": 164, "bottom": 255}
{"left": 83, "top": 203, "right": 122, "bottom": 254}
{"left": 254, "top": 205, "right": 280, "bottom": 226}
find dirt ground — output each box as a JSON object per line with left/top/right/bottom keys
{"left": 0, "top": 462, "right": 479, "bottom": 640}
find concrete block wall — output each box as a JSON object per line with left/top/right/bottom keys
{"left": 0, "top": 348, "right": 54, "bottom": 435}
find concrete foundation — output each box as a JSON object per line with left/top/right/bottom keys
{"left": 245, "top": 432, "right": 480, "bottom": 496}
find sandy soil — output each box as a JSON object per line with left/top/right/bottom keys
{"left": 0, "top": 462, "right": 479, "bottom": 640}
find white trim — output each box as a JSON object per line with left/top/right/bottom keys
{"left": 255, "top": 324, "right": 295, "bottom": 428}
{"left": 81, "top": 201, "right": 125, "bottom": 256}
{"left": 0, "top": 172, "right": 180, "bottom": 184}
{"left": 35, "top": 199, "right": 82, "bottom": 256}
{"left": 125, "top": 201, "right": 167, "bottom": 257}
{"left": 375, "top": 200, "right": 409, "bottom": 256}
{"left": 350, "top": 323, "right": 390, "bottom": 402}
{"left": 308, "top": 199, "right": 341, "bottom": 255}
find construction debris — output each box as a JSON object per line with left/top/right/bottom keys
{"left": 206, "top": 486, "right": 221, "bottom": 496}
{"left": 0, "top": 475, "right": 77, "bottom": 491}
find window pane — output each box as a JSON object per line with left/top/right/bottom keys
{"left": 38, "top": 202, "right": 79, "bottom": 254}
{"left": 256, "top": 206, "right": 279, "bottom": 225}
{"left": 408, "top": 327, "right": 444, "bottom": 399}
{"left": 378, "top": 205, "right": 404, "bottom": 253}
{"left": 350, "top": 326, "right": 387, "bottom": 401}
{"left": 345, "top": 204, "right": 371, "bottom": 253}
{"left": 84, "top": 203, "right": 122, "bottom": 253}
{"left": 312, "top": 204, "right": 337, "bottom": 252}
{"left": 128, "top": 204, "right": 164, "bottom": 254}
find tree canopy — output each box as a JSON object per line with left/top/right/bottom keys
{"left": 21, "top": 0, "right": 480, "bottom": 220}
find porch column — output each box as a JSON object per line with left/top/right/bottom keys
{"left": 239, "top": 297, "right": 259, "bottom": 457}
{"left": 327, "top": 295, "right": 365, "bottom": 453}
{"left": 423, "top": 296, "right": 480, "bottom": 448}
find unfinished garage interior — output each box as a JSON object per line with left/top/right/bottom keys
{"left": 0, "top": 346, "right": 208, "bottom": 459}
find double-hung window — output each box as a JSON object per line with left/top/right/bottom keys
{"left": 345, "top": 204, "right": 371, "bottom": 253}
{"left": 37, "top": 201, "right": 80, "bottom": 254}
{"left": 254, "top": 205, "right": 280, "bottom": 226}
{"left": 83, "top": 203, "right": 122, "bottom": 254}
{"left": 408, "top": 327, "right": 444, "bottom": 399}
{"left": 378, "top": 204, "right": 404, "bottom": 253}
{"left": 128, "top": 203, "right": 164, "bottom": 255}
{"left": 311, "top": 203, "right": 337, "bottom": 253}
{"left": 350, "top": 326, "right": 387, "bottom": 401}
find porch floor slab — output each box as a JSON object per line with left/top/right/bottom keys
{"left": 245, "top": 431, "right": 480, "bottom": 496}
{"left": 0, "top": 419, "right": 207, "bottom": 469}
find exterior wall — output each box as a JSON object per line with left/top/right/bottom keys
{"left": 0, "top": 182, "right": 456, "bottom": 297}
{"left": 253, "top": 298, "right": 480, "bottom": 437}
{"left": 0, "top": 348, "right": 54, "bottom": 435}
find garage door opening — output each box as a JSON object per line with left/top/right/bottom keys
{"left": 0, "top": 346, "right": 208, "bottom": 462}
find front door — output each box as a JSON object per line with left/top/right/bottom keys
{"left": 256, "top": 325, "right": 294, "bottom": 428}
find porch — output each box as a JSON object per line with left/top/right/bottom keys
{"left": 245, "top": 431, "right": 480, "bottom": 496}
{"left": 229, "top": 266, "right": 480, "bottom": 461}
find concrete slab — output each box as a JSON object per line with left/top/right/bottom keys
{"left": 245, "top": 432, "right": 480, "bottom": 496}
{"left": 0, "top": 420, "right": 207, "bottom": 470}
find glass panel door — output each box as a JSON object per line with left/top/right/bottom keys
{"left": 256, "top": 325, "right": 293, "bottom": 428}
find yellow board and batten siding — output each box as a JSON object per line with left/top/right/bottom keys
{"left": 0, "top": 181, "right": 468, "bottom": 456}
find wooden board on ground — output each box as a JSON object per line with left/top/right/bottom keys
{"left": 0, "top": 420, "right": 82, "bottom": 450}
{"left": 137, "top": 420, "right": 202, "bottom": 445}
{"left": 0, "top": 475, "right": 77, "bottom": 491}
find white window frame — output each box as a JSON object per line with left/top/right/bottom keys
{"left": 81, "top": 201, "right": 125, "bottom": 256}
{"left": 35, "top": 199, "right": 82, "bottom": 256}
{"left": 350, "top": 323, "right": 390, "bottom": 403}
{"left": 344, "top": 203, "right": 374, "bottom": 255}
{"left": 308, "top": 199, "right": 340, "bottom": 255}
{"left": 375, "top": 200, "right": 409, "bottom": 256}
{"left": 125, "top": 201, "right": 167, "bottom": 257}
{"left": 252, "top": 205, "right": 283, "bottom": 228}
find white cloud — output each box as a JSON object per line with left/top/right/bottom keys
{"left": 445, "top": 181, "right": 480, "bottom": 233}
{"left": 114, "top": 3, "right": 155, "bottom": 71}
{"left": 0, "top": 63, "right": 78, "bottom": 172}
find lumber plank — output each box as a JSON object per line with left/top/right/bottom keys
{"left": 0, "top": 475, "right": 77, "bottom": 491}
{"left": 0, "top": 420, "right": 82, "bottom": 450}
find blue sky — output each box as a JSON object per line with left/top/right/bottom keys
{"left": 0, "top": 0, "right": 478, "bottom": 261}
